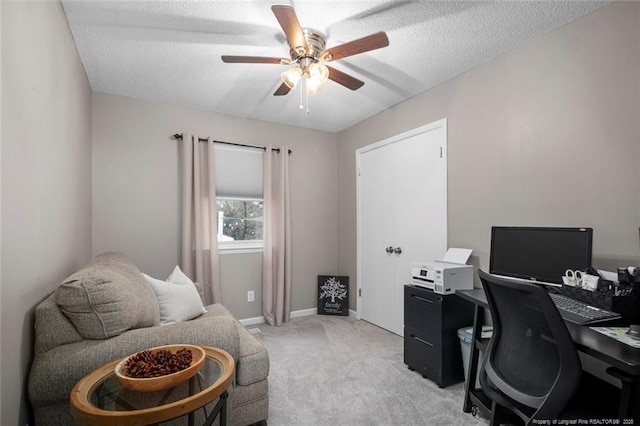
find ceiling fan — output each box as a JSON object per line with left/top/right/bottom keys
{"left": 222, "top": 5, "right": 389, "bottom": 97}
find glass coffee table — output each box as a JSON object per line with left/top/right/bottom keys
{"left": 71, "top": 346, "right": 235, "bottom": 426}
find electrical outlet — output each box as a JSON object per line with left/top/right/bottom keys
{"left": 247, "top": 290, "right": 255, "bottom": 302}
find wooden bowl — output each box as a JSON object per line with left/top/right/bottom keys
{"left": 115, "top": 344, "right": 205, "bottom": 392}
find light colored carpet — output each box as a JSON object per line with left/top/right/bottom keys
{"left": 253, "top": 315, "right": 489, "bottom": 425}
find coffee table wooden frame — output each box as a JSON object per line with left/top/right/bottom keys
{"left": 71, "top": 346, "right": 235, "bottom": 426}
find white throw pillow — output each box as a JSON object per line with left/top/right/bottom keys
{"left": 168, "top": 265, "right": 205, "bottom": 303}
{"left": 168, "top": 265, "right": 196, "bottom": 286}
{"left": 143, "top": 269, "right": 206, "bottom": 325}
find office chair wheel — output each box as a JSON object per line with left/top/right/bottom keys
{"left": 471, "top": 405, "right": 478, "bottom": 416}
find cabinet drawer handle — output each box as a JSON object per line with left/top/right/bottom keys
{"left": 412, "top": 295, "right": 434, "bottom": 305}
{"left": 412, "top": 335, "right": 433, "bottom": 347}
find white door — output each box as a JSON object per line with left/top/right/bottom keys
{"left": 357, "top": 119, "right": 448, "bottom": 336}
{"left": 391, "top": 126, "right": 448, "bottom": 334}
{"left": 359, "top": 143, "right": 396, "bottom": 332}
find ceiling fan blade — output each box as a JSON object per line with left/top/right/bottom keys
{"left": 321, "top": 32, "right": 389, "bottom": 62}
{"left": 222, "top": 55, "right": 289, "bottom": 64}
{"left": 274, "top": 82, "right": 291, "bottom": 96}
{"left": 271, "top": 5, "right": 308, "bottom": 55}
{"left": 327, "top": 66, "right": 365, "bottom": 91}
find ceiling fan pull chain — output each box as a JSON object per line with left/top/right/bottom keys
{"left": 299, "top": 78, "right": 304, "bottom": 110}
{"left": 305, "top": 81, "right": 310, "bottom": 115}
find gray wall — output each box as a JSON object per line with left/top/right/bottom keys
{"left": 92, "top": 93, "right": 338, "bottom": 320}
{"left": 1, "top": 2, "right": 638, "bottom": 425}
{"left": 1, "top": 0, "right": 4, "bottom": 418}
{"left": 337, "top": 1, "right": 640, "bottom": 308}
{"left": 1, "top": 1, "right": 93, "bottom": 425}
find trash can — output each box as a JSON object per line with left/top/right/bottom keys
{"left": 458, "top": 326, "right": 492, "bottom": 388}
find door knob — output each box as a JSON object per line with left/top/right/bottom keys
{"left": 385, "top": 246, "right": 394, "bottom": 254}
{"left": 394, "top": 247, "right": 402, "bottom": 254}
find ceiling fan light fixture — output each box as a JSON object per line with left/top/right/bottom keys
{"left": 305, "top": 63, "right": 328, "bottom": 96}
{"left": 305, "top": 80, "right": 323, "bottom": 96}
{"left": 281, "top": 65, "right": 303, "bottom": 89}
{"left": 308, "top": 63, "right": 329, "bottom": 85}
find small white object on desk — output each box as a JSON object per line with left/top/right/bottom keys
{"left": 581, "top": 274, "right": 600, "bottom": 291}
{"left": 562, "top": 269, "right": 583, "bottom": 287}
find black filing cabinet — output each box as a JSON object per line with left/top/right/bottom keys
{"left": 404, "top": 284, "right": 474, "bottom": 388}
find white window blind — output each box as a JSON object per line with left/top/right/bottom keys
{"left": 214, "top": 144, "right": 263, "bottom": 198}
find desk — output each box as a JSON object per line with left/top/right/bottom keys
{"left": 457, "top": 288, "right": 640, "bottom": 421}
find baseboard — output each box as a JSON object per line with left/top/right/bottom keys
{"left": 239, "top": 316, "right": 266, "bottom": 326}
{"left": 239, "top": 307, "right": 357, "bottom": 326}
{"left": 290, "top": 308, "right": 316, "bottom": 319}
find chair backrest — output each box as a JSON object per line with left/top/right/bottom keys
{"left": 477, "top": 270, "right": 582, "bottom": 423}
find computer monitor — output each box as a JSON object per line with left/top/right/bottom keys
{"left": 489, "top": 226, "right": 593, "bottom": 285}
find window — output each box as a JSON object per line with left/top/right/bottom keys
{"left": 214, "top": 144, "right": 264, "bottom": 252}
{"left": 216, "top": 198, "right": 263, "bottom": 250}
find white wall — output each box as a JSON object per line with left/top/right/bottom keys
{"left": 1, "top": 1, "right": 93, "bottom": 425}
{"left": 337, "top": 1, "right": 640, "bottom": 305}
{"left": 92, "top": 93, "right": 338, "bottom": 320}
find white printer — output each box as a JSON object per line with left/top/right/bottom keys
{"left": 411, "top": 248, "right": 474, "bottom": 294}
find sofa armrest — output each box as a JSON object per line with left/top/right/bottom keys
{"left": 33, "top": 293, "right": 83, "bottom": 355}
{"left": 197, "top": 304, "right": 270, "bottom": 386}
{"left": 236, "top": 323, "right": 270, "bottom": 386}
{"left": 28, "top": 315, "right": 240, "bottom": 406}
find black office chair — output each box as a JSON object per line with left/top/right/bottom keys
{"left": 477, "top": 270, "right": 582, "bottom": 425}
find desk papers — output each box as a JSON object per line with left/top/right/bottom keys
{"left": 590, "top": 327, "right": 640, "bottom": 348}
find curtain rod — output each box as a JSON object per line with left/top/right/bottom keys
{"left": 171, "top": 134, "right": 291, "bottom": 154}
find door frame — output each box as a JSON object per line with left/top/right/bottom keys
{"left": 355, "top": 118, "right": 448, "bottom": 321}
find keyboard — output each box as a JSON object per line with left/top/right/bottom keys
{"left": 549, "top": 293, "right": 621, "bottom": 325}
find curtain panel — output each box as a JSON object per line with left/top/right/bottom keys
{"left": 179, "top": 134, "right": 222, "bottom": 305}
{"left": 262, "top": 146, "right": 292, "bottom": 326}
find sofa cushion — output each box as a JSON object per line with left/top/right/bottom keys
{"left": 54, "top": 252, "right": 160, "bottom": 339}
{"left": 28, "top": 314, "right": 241, "bottom": 406}
{"left": 143, "top": 269, "right": 206, "bottom": 324}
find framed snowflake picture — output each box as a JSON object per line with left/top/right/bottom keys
{"left": 317, "top": 275, "right": 349, "bottom": 316}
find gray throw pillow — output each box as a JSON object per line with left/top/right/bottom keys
{"left": 55, "top": 252, "right": 160, "bottom": 339}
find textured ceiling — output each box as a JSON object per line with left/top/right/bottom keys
{"left": 61, "top": 0, "right": 610, "bottom": 133}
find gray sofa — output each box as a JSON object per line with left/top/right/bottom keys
{"left": 28, "top": 252, "right": 269, "bottom": 425}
